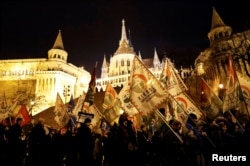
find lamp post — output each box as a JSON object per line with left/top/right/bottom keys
{"left": 63, "top": 85, "right": 71, "bottom": 104}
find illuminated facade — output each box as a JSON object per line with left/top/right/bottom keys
{"left": 188, "top": 7, "right": 250, "bottom": 103}
{"left": 0, "top": 30, "right": 91, "bottom": 116}
{"left": 96, "top": 19, "right": 192, "bottom": 91}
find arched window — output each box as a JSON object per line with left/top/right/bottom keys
{"left": 121, "top": 59, "right": 124, "bottom": 66}
{"left": 127, "top": 59, "right": 130, "bottom": 66}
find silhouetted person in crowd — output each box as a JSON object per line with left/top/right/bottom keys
{"left": 137, "top": 124, "right": 152, "bottom": 166}
{"left": 27, "top": 120, "right": 47, "bottom": 166}
{"left": 76, "top": 118, "right": 94, "bottom": 166}
{"left": 7, "top": 117, "right": 26, "bottom": 166}
{"left": 163, "top": 119, "right": 186, "bottom": 166}
{"left": 183, "top": 113, "right": 207, "bottom": 166}
{"left": 44, "top": 128, "right": 57, "bottom": 166}
{"left": 113, "top": 113, "right": 130, "bottom": 166}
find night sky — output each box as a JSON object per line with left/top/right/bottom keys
{"left": 1, "top": 0, "right": 250, "bottom": 75}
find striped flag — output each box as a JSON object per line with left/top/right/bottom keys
{"left": 236, "top": 72, "right": 250, "bottom": 116}
{"left": 223, "top": 56, "right": 243, "bottom": 112}
{"left": 200, "top": 77, "right": 223, "bottom": 119}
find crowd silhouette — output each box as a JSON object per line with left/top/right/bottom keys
{"left": 1, "top": 110, "right": 250, "bottom": 166}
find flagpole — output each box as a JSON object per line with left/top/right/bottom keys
{"left": 169, "top": 93, "right": 217, "bottom": 148}
{"left": 156, "top": 109, "right": 184, "bottom": 144}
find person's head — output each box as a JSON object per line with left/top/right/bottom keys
{"left": 140, "top": 124, "right": 147, "bottom": 132}
{"left": 172, "top": 120, "right": 182, "bottom": 132}
{"left": 118, "top": 113, "right": 128, "bottom": 126}
{"left": 186, "top": 113, "right": 198, "bottom": 126}
{"left": 16, "top": 117, "right": 23, "bottom": 125}
{"left": 84, "top": 118, "right": 92, "bottom": 127}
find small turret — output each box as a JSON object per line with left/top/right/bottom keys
{"left": 48, "top": 30, "right": 68, "bottom": 62}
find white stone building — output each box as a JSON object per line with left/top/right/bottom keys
{"left": 96, "top": 19, "right": 192, "bottom": 91}
{"left": 0, "top": 30, "right": 91, "bottom": 116}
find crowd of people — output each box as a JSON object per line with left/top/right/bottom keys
{"left": 0, "top": 110, "right": 250, "bottom": 166}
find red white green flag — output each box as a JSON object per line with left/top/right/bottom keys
{"left": 236, "top": 72, "right": 250, "bottom": 116}
{"left": 223, "top": 56, "right": 243, "bottom": 113}
{"left": 200, "top": 77, "right": 223, "bottom": 119}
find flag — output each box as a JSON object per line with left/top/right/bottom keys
{"left": 0, "top": 92, "right": 9, "bottom": 121}
{"left": 14, "top": 105, "right": 31, "bottom": 127}
{"left": 89, "top": 104, "right": 103, "bottom": 129}
{"left": 54, "top": 93, "right": 70, "bottom": 128}
{"left": 236, "top": 73, "right": 250, "bottom": 116}
{"left": 84, "top": 62, "right": 98, "bottom": 106}
{"left": 174, "top": 92, "right": 203, "bottom": 125}
{"left": 200, "top": 77, "right": 223, "bottom": 119}
{"left": 129, "top": 56, "right": 169, "bottom": 116}
{"left": 223, "top": 56, "right": 243, "bottom": 112}
{"left": 118, "top": 81, "right": 138, "bottom": 116}
{"left": 102, "top": 82, "right": 122, "bottom": 124}
{"left": 8, "top": 94, "right": 21, "bottom": 117}
{"left": 72, "top": 92, "right": 86, "bottom": 117}
{"left": 67, "top": 94, "right": 77, "bottom": 128}
{"left": 159, "top": 58, "right": 188, "bottom": 96}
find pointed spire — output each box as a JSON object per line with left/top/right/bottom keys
{"left": 53, "top": 29, "right": 64, "bottom": 49}
{"left": 208, "top": 7, "right": 232, "bottom": 44}
{"left": 153, "top": 48, "right": 160, "bottom": 68}
{"left": 211, "top": 7, "right": 226, "bottom": 29}
{"left": 115, "top": 19, "right": 134, "bottom": 55}
{"left": 121, "top": 19, "right": 128, "bottom": 43}
{"left": 102, "top": 54, "right": 108, "bottom": 68}
{"left": 153, "top": 48, "right": 160, "bottom": 62}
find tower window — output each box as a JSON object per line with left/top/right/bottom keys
{"left": 121, "top": 59, "right": 124, "bottom": 66}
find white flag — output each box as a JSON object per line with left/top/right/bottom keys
{"left": 102, "top": 83, "right": 122, "bottom": 123}
{"left": 174, "top": 92, "right": 203, "bottom": 125}
{"left": 72, "top": 92, "right": 86, "bottom": 117}
{"left": 159, "top": 58, "right": 188, "bottom": 96}
{"left": 89, "top": 104, "right": 103, "bottom": 128}
{"left": 118, "top": 81, "right": 138, "bottom": 116}
{"left": 129, "top": 56, "right": 169, "bottom": 116}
